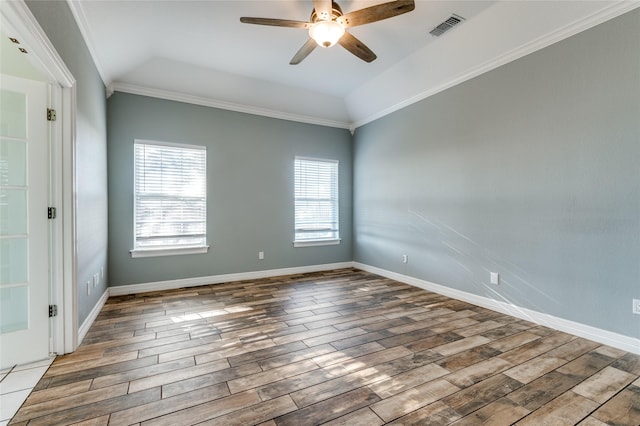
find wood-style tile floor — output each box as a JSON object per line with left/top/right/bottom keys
{"left": 10, "top": 268, "right": 640, "bottom": 425}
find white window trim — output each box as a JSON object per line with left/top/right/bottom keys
{"left": 293, "top": 239, "right": 341, "bottom": 248}
{"left": 135, "top": 139, "right": 205, "bottom": 151}
{"left": 132, "top": 139, "right": 208, "bottom": 257}
{"left": 293, "top": 156, "right": 340, "bottom": 247}
{"left": 130, "top": 245, "right": 209, "bottom": 258}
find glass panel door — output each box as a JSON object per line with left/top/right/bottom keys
{"left": 0, "top": 74, "right": 50, "bottom": 368}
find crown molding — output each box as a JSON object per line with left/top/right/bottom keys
{"left": 109, "top": 82, "right": 352, "bottom": 130}
{"left": 352, "top": 1, "right": 640, "bottom": 129}
{"left": 65, "top": 0, "right": 640, "bottom": 131}
{"left": 66, "top": 0, "right": 110, "bottom": 86}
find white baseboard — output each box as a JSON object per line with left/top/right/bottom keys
{"left": 353, "top": 262, "right": 640, "bottom": 355}
{"left": 108, "top": 262, "right": 355, "bottom": 297}
{"left": 79, "top": 261, "right": 638, "bottom": 356}
{"left": 78, "top": 289, "right": 109, "bottom": 345}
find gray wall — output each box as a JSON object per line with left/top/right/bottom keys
{"left": 25, "top": 0, "right": 639, "bottom": 342}
{"left": 353, "top": 10, "right": 640, "bottom": 339}
{"left": 26, "top": 1, "right": 109, "bottom": 325}
{"left": 107, "top": 93, "right": 352, "bottom": 286}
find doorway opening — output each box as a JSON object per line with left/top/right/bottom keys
{"left": 1, "top": 0, "right": 78, "bottom": 366}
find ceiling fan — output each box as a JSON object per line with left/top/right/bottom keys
{"left": 240, "top": 0, "right": 415, "bottom": 65}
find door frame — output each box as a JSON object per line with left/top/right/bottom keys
{"left": 1, "top": 0, "right": 78, "bottom": 354}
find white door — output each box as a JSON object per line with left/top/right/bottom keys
{"left": 0, "top": 74, "right": 50, "bottom": 368}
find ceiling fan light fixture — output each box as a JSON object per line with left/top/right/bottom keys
{"left": 309, "top": 20, "right": 345, "bottom": 48}
{"left": 240, "top": 0, "right": 415, "bottom": 63}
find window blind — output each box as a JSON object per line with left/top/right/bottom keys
{"left": 294, "top": 157, "right": 339, "bottom": 242}
{"left": 134, "top": 141, "right": 207, "bottom": 250}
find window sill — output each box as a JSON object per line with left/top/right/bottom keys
{"left": 130, "top": 246, "right": 210, "bottom": 258}
{"left": 293, "top": 239, "right": 341, "bottom": 248}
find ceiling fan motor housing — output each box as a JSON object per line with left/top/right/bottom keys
{"left": 311, "top": 1, "right": 343, "bottom": 23}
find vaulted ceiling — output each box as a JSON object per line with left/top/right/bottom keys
{"left": 68, "top": 1, "right": 636, "bottom": 129}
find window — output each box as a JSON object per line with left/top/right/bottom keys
{"left": 131, "top": 140, "right": 208, "bottom": 257}
{"left": 294, "top": 157, "right": 340, "bottom": 247}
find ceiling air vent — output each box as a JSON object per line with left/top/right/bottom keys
{"left": 429, "top": 14, "right": 465, "bottom": 37}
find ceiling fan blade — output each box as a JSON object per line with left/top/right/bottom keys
{"left": 338, "top": 32, "right": 377, "bottom": 63}
{"left": 337, "top": 0, "right": 415, "bottom": 28}
{"left": 313, "top": 0, "right": 333, "bottom": 20}
{"left": 240, "top": 17, "right": 311, "bottom": 29}
{"left": 290, "top": 38, "right": 318, "bottom": 65}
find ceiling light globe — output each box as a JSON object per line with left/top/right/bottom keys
{"left": 309, "top": 21, "right": 345, "bottom": 48}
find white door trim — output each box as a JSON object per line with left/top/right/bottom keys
{"left": 1, "top": 0, "right": 78, "bottom": 354}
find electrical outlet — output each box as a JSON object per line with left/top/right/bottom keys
{"left": 633, "top": 299, "right": 640, "bottom": 315}
{"left": 490, "top": 272, "right": 500, "bottom": 285}
{"left": 87, "top": 281, "right": 91, "bottom": 295}
{"left": 93, "top": 273, "right": 99, "bottom": 287}
{"left": 258, "top": 251, "right": 264, "bottom": 260}
{"left": 402, "top": 254, "right": 408, "bottom": 264}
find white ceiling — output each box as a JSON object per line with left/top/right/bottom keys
{"left": 68, "top": 0, "right": 637, "bottom": 129}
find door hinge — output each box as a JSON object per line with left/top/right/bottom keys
{"left": 47, "top": 108, "right": 57, "bottom": 121}
{"left": 49, "top": 305, "right": 58, "bottom": 317}
{"left": 48, "top": 207, "right": 57, "bottom": 219}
